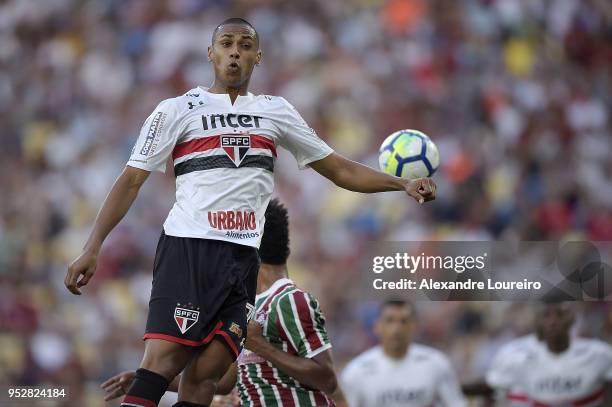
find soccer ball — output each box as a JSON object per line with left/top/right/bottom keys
{"left": 378, "top": 129, "right": 439, "bottom": 179}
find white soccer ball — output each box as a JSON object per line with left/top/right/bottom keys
{"left": 378, "top": 129, "right": 440, "bottom": 179}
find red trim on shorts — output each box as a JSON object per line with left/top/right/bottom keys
{"left": 216, "top": 329, "right": 240, "bottom": 358}
{"left": 122, "top": 395, "right": 157, "bottom": 407}
{"left": 143, "top": 321, "right": 223, "bottom": 347}
{"left": 172, "top": 134, "right": 276, "bottom": 160}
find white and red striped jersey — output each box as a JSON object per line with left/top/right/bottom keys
{"left": 487, "top": 337, "right": 612, "bottom": 407}
{"left": 127, "top": 87, "right": 333, "bottom": 248}
{"left": 341, "top": 344, "right": 467, "bottom": 407}
{"left": 236, "top": 278, "right": 334, "bottom": 406}
{"left": 487, "top": 334, "right": 540, "bottom": 406}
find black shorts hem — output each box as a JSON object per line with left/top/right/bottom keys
{"left": 142, "top": 321, "right": 240, "bottom": 359}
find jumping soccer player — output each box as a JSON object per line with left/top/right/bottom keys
{"left": 486, "top": 303, "right": 612, "bottom": 406}
{"left": 341, "top": 300, "right": 466, "bottom": 407}
{"left": 101, "top": 199, "right": 347, "bottom": 406}
{"left": 66, "top": 17, "right": 423, "bottom": 407}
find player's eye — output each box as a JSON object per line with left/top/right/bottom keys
{"left": 242, "top": 43, "right": 252, "bottom": 49}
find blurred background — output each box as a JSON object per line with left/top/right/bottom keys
{"left": 0, "top": 0, "right": 611, "bottom": 405}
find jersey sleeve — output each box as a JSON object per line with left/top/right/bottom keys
{"left": 486, "top": 342, "right": 523, "bottom": 389}
{"left": 340, "top": 363, "right": 367, "bottom": 407}
{"left": 277, "top": 98, "right": 333, "bottom": 170}
{"left": 127, "top": 98, "right": 181, "bottom": 173}
{"left": 434, "top": 354, "right": 468, "bottom": 407}
{"left": 275, "top": 291, "right": 332, "bottom": 358}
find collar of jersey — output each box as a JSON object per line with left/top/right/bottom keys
{"left": 256, "top": 277, "right": 294, "bottom": 301}
{"left": 198, "top": 85, "right": 254, "bottom": 103}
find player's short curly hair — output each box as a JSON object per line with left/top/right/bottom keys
{"left": 259, "top": 198, "right": 290, "bottom": 265}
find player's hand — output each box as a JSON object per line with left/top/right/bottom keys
{"left": 404, "top": 178, "right": 436, "bottom": 204}
{"left": 100, "top": 370, "right": 135, "bottom": 401}
{"left": 65, "top": 249, "right": 98, "bottom": 295}
{"left": 245, "top": 320, "right": 266, "bottom": 353}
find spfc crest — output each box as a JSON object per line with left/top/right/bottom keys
{"left": 174, "top": 307, "right": 200, "bottom": 334}
{"left": 221, "top": 135, "right": 250, "bottom": 166}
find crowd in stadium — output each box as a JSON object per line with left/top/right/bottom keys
{"left": 1, "top": 0, "right": 610, "bottom": 405}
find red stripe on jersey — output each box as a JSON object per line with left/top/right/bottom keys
{"left": 172, "top": 134, "right": 276, "bottom": 160}
{"left": 239, "top": 365, "right": 262, "bottom": 407}
{"left": 293, "top": 292, "right": 324, "bottom": 350}
{"left": 172, "top": 136, "right": 219, "bottom": 159}
{"left": 261, "top": 283, "right": 294, "bottom": 314}
{"left": 528, "top": 387, "right": 604, "bottom": 407}
{"left": 574, "top": 388, "right": 604, "bottom": 406}
{"left": 122, "top": 395, "right": 157, "bottom": 407}
{"left": 259, "top": 363, "right": 296, "bottom": 406}
{"left": 507, "top": 393, "right": 529, "bottom": 401}
{"left": 251, "top": 135, "right": 277, "bottom": 156}
{"left": 313, "top": 391, "right": 329, "bottom": 405}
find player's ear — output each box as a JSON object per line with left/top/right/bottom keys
{"left": 255, "top": 50, "right": 262, "bottom": 66}
{"left": 207, "top": 46, "right": 213, "bottom": 62}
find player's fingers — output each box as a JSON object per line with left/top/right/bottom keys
{"left": 102, "top": 382, "right": 121, "bottom": 394}
{"left": 103, "top": 386, "right": 125, "bottom": 401}
{"left": 65, "top": 267, "right": 82, "bottom": 295}
{"left": 77, "top": 267, "right": 95, "bottom": 288}
{"left": 407, "top": 189, "right": 425, "bottom": 204}
{"left": 100, "top": 376, "right": 119, "bottom": 389}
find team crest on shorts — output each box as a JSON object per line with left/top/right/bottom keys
{"left": 229, "top": 322, "right": 243, "bottom": 337}
{"left": 221, "top": 135, "right": 250, "bottom": 166}
{"left": 174, "top": 306, "right": 200, "bottom": 334}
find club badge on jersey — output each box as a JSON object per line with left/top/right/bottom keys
{"left": 221, "top": 135, "right": 250, "bottom": 166}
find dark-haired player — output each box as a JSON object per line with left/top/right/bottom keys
{"left": 341, "top": 300, "right": 466, "bottom": 407}
{"left": 486, "top": 303, "right": 612, "bottom": 406}
{"left": 66, "top": 17, "right": 435, "bottom": 407}
{"left": 102, "top": 199, "right": 347, "bottom": 406}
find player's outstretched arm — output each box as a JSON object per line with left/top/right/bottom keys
{"left": 65, "top": 166, "right": 150, "bottom": 295}
{"left": 245, "top": 321, "right": 338, "bottom": 394}
{"left": 309, "top": 152, "right": 436, "bottom": 204}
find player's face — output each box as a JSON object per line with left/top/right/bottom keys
{"left": 208, "top": 24, "right": 261, "bottom": 88}
{"left": 375, "top": 305, "right": 414, "bottom": 351}
{"left": 536, "top": 304, "right": 574, "bottom": 341}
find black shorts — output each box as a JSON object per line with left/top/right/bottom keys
{"left": 143, "top": 231, "right": 259, "bottom": 359}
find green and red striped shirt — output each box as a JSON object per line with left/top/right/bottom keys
{"left": 237, "top": 278, "right": 333, "bottom": 406}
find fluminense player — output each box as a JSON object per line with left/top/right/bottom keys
{"left": 101, "top": 199, "right": 347, "bottom": 406}
{"left": 341, "top": 300, "right": 467, "bottom": 407}
{"left": 65, "top": 16, "right": 435, "bottom": 407}
{"left": 486, "top": 303, "right": 612, "bottom": 406}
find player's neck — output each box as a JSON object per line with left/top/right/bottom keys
{"left": 257, "top": 263, "right": 289, "bottom": 294}
{"left": 382, "top": 344, "right": 409, "bottom": 360}
{"left": 546, "top": 334, "right": 570, "bottom": 354}
{"left": 208, "top": 80, "right": 249, "bottom": 104}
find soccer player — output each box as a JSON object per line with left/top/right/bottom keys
{"left": 65, "top": 17, "right": 435, "bottom": 407}
{"left": 486, "top": 303, "right": 612, "bottom": 406}
{"left": 101, "top": 199, "right": 346, "bottom": 406}
{"left": 341, "top": 300, "right": 467, "bottom": 407}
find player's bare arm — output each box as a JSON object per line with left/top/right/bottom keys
{"left": 310, "top": 152, "right": 436, "bottom": 204}
{"left": 65, "top": 166, "right": 150, "bottom": 295}
{"left": 245, "top": 320, "right": 338, "bottom": 394}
